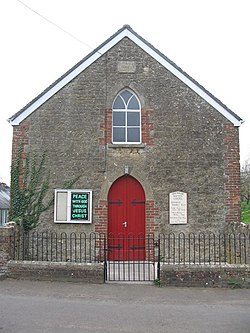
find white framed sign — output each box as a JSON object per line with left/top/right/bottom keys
{"left": 54, "top": 189, "right": 92, "bottom": 224}
{"left": 169, "top": 191, "right": 188, "bottom": 224}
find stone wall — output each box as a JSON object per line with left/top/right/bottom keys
{"left": 161, "top": 264, "right": 250, "bottom": 288}
{"left": 0, "top": 223, "right": 16, "bottom": 276}
{"left": 225, "top": 221, "right": 250, "bottom": 234}
{"left": 7, "top": 261, "right": 104, "bottom": 283}
{"left": 7, "top": 261, "right": 250, "bottom": 287}
{"left": 11, "top": 37, "right": 241, "bottom": 234}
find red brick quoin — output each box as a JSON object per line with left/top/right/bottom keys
{"left": 11, "top": 121, "right": 30, "bottom": 189}
{"left": 223, "top": 123, "right": 241, "bottom": 223}
{"left": 94, "top": 200, "right": 108, "bottom": 234}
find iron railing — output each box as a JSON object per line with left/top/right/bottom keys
{"left": 11, "top": 231, "right": 106, "bottom": 263}
{"left": 158, "top": 232, "right": 249, "bottom": 265}
{"left": 9, "top": 231, "right": 249, "bottom": 265}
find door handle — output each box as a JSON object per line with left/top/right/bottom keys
{"left": 123, "top": 221, "right": 127, "bottom": 228}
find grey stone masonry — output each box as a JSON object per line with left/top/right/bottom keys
{"left": 11, "top": 35, "right": 241, "bottom": 235}
{"left": 7, "top": 261, "right": 104, "bottom": 283}
{"left": 0, "top": 223, "right": 16, "bottom": 278}
{"left": 161, "top": 264, "right": 250, "bottom": 288}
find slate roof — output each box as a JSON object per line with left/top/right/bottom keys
{"left": 8, "top": 25, "right": 243, "bottom": 126}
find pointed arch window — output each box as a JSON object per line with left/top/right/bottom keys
{"left": 112, "top": 90, "right": 141, "bottom": 144}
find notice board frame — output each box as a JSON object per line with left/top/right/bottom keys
{"left": 54, "top": 189, "right": 93, "bottom": 224}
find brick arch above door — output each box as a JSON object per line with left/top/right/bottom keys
{"left": 99, "top": 169, "right": 154, "bottom": 200}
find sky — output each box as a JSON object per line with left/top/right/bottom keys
{"left": 1, "top": 0, "right": 249, "bottom": 186}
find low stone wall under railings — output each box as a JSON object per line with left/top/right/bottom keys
{"left": 225, "top": 222, "right": 250, "bottom": 234}
{"left": 7, "top": 260, "right": 104, "bottom": 283}
{"left": 160, "top": 264, "right": 250, "bottom": 288}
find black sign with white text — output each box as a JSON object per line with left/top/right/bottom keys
{"left": 71, "top": 192, "right": 89, "bottom": 220}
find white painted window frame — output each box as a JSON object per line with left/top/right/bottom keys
{"left": 112, "top": 90, "right": 141, "bottom": 144}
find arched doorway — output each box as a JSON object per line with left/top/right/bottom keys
{"left": 108, "top": 175, "right": 146, "bottom": 260}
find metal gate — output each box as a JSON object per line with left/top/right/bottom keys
{"left": 104, "top": 234, "right": 159, "bottom": 282}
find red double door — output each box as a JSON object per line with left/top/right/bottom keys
{"left": 108, "top": 175, "right": 146, "bottom": 260}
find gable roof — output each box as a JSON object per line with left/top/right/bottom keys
{"left": 9, "top": 25, "right": 242, "bottom": 127}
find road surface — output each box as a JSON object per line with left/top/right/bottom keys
{"left": 0, "top": 279, "right": 249, "bottom": 333}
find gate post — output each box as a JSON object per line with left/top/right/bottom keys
{"left": 104, "top": 236, "right": 107, "bottom": 282}
{"left": 157, "top": 235, "right": 161, "bottom": 280}
{"left": 0, "top": 222, "right": 16, "bottom": 277}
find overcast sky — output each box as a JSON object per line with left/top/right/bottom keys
{"left": 1, "top": 0, "right": 249, "bottom": 185}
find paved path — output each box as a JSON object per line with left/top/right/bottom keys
{"left": 0, "top": 279, "right": 249, "bottom": 333}
{"left": 107, "top": 261, "right": 156, "bottom": 281}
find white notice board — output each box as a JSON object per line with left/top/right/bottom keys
{"left": 169, "top": 191, "right": 188, "bottom": 224}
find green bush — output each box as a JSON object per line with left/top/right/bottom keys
{"left": 241, "top": 201, "right": 250, "bottom": 224}
{"left": 9, "top": 144, "right": 79, "bottom": 231}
